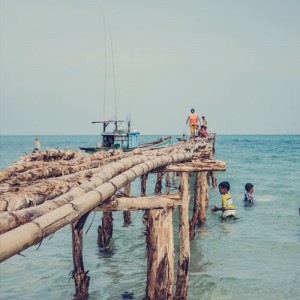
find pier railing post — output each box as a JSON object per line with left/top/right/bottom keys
{"left": 71, "top": 212, "right": 90, "bottom": 298}
{"left": 175, "top": 172, "right": 190, "bottom": 299}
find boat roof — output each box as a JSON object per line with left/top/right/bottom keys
{"left": 101, "top": 132, "right": 140, "bottom": 136}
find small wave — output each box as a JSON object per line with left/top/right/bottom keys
{"left": 255, "top": 195, "right": 276, "bottom": 202}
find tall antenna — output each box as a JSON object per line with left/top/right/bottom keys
{"left": 101, "top": 7, "right": 107, "bottom": 121}
{"left": 109, "top": 23, "right": 118, "bottom": 121}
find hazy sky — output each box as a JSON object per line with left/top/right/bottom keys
{"left": 1, "top": 0, "right": 300, "bottom": 135}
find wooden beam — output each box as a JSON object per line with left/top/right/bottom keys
{"left": 96, "top": 194, "right": 181, "bottom": 211}
{"left": 165, "top": 160, "right": 226, "bottom": 172}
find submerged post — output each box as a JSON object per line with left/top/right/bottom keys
{"left": 166, "top": 172, "right": 171, "bottom": 187}
{"left": 71, "top": 212, "right": 90, "bottom": 298}
{"left": 155, "top": 172, "right": 163, "bottom": 194}
{"left": 141, "top": 174, "right": 148, "bottom": 197}
{"left": 175, "top": 172, "right": 190, "bottom": 299}
{"left": 190, "top": 172, "right": 209, "bottom": 239}
{"left": 97, "top": 212, "right": 113, "bottom": 248}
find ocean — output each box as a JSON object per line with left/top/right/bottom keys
{"left": 0, "top": 135, "right": 299, "bottom": 300}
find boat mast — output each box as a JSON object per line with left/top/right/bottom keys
{"left": 109, "top": 24, "right": 118, "bottom": 126}
{"left": 101, "top": 7, "right": 107, "bottom": 122}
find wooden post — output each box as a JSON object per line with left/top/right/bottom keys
{"left": 97, "top": 211, "right": 113, "bottom": 248}
{"left": 143, "top": 207, "right": 174, "bottom": 300}
{"left": 175, "top": 172, "right": 190, "bottom": 299}
{"left": 211, "top": 171, "right": 217, "bottom": 187}
{"left": 141, "top": 174, "right": 148, "bottom": 197}
{"left": 199, "top": 172, "right": 208, "bottom": 224}
{"left": 189, "top": 173, "right": 201, "bottom": 240}
{"left": 71, "top": 212, "right": 90, "bottom": 298}
{"left": 189, "top": 172, "right": 208, "bottom": 240}
{"left": 155, "top": 172, "right": 163, "bottom": 194}
{"left": 212, "top": 133, "right": 216, "bottom": 154}
{"left": 123, "top": 183, "right": 131, "bottom": 225}
{"left": 172, "top": 172, "right": 176, "bottom": 185}
{"left": 166, "top": 172, "right": 171, "bottom": 187}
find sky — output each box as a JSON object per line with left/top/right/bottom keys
{"left": 0, "top": 0, "right": 300, "bottom": 135}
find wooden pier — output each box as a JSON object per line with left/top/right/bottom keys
{"left": 0, "top": 135, "right": 225, "bottom": 299}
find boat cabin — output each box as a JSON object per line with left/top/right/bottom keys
{"left": 79, "top": 120, "right": 140, "bottom": 152}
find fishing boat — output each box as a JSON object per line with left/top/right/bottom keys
{"left": 129, "top": 135, "right": 172, "bottom": 151}
{"left": 79, "top": 120, "right": 171, "bottom": 153}
{"left": 79, "top": 21, "right": 172, "bottom": 154}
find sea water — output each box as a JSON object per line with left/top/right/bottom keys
{"left": 0, "top": 135, "right": 299, "bottom": 300}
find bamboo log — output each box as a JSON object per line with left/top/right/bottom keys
{"left": 71, "top": 213, "right": 90, "bottom": 298}
{"left": 144, "top": 207, "right": 174, "bottom": 300}
{"left": 0, "top": 156, "right": 149, "bottom": 234}
{"left": 0, "top": 153, "right": 193, "bottom": 262}
{"left": 175, "top": 172, "right": 190, "bottom": 299}
{"left": 0, "top": 164, "right": 120, "bottom": 211}
{"left": 0, "top": 149, "right": 126, "bottom": 186}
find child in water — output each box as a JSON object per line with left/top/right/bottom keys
{"left": 211, "top": 181, "right": 237, "bottom": 220}
{"left": 244, "top": 183, "right": 254, "bottom": 205}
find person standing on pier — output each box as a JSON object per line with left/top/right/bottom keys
{"left": 211, "top": 181, "right": 237, "bottom": 220}
{"left": 202, "top": 116, "right": 207, "bottom": 130}
{"left": 186, "top": 108, "right": 200, "bottom": 139}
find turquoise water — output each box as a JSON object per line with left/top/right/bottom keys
{"left": 0, "top": 135, "right": 299, "bottom": 300}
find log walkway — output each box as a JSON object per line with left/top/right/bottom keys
{"left": 0, "top": 134, "right": 225, "bottom": 299}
